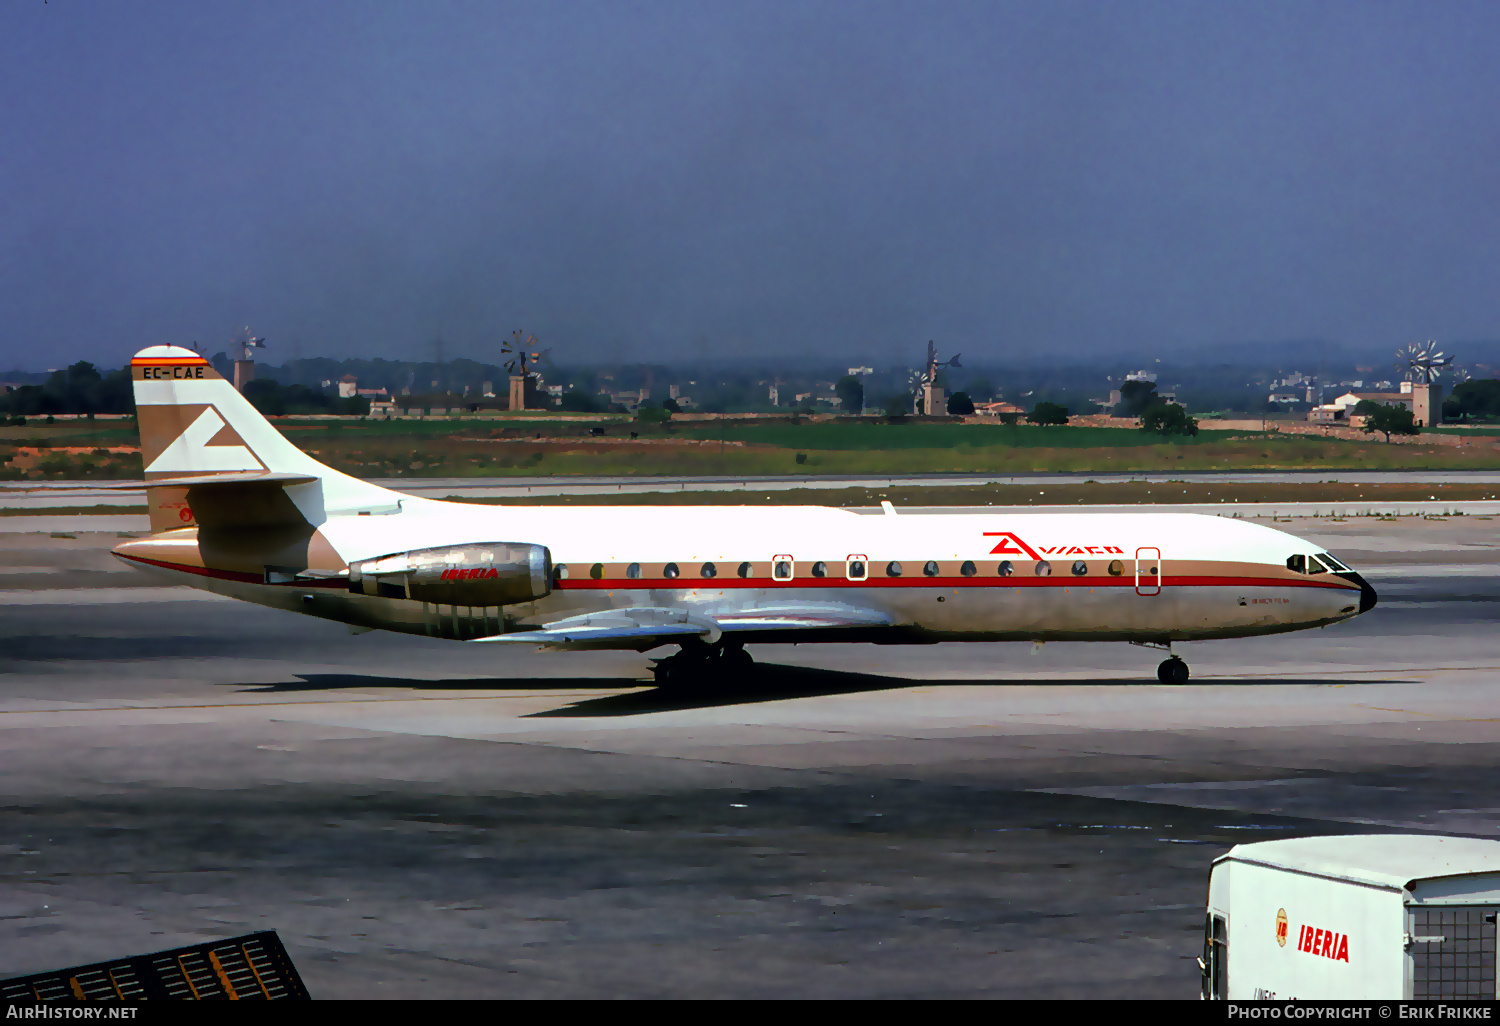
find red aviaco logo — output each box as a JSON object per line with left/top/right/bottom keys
{"left": 440, "top": 568, "right": 499, "bottom": 581}
{"left": 984, "top": 532, "right": 1123, "bottom": 559}
{"left": 1296, "top": 924, "right": 1350, "bottom": 962}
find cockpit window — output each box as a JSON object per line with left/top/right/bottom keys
{"left": 1306, "top": 555, "right": 1328, "bottom": 575}
{"left": 1319, "top": 553, "right": 1351, "bottom": 572}
{"left": 1286, "top": 554, "right": 1306, "bottom": 574}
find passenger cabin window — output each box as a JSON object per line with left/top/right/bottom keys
{"left": 737, "top": 561, "right": 753, "bottom": 578}
{"left": 701, "top": 562, "right": 717, "bottom": 579}
{"left": 960, "top": 560, "right": 977, "bottom": 577}
{"left": 1286, "top": 554, "right": 1307, "bottom": 574}
{"left": 886, "top": 561, "right": 903, "bottom": 577}
{"left": 923, "top": 560, "right": 939, "bottom": 577}
{"left": 773, "top": 560, "right": 793, "bottom": 581}
{"left": 847, "top": 556, "right": 868, "bottom": 581}
{"left": 626, "top": 562, "right": 642, "bottom": 579}
{"left": 554, "top": 564, "right": 569, "bottom": 581}
{"left": 1034, "top": 561, "right": 1052, "bottom": 577}
{"left": 997, "top": 561, "right": 1013, "bottom": 577}
{"left": 811, "top": 561, "right": 828, "bottom": 578}
{"left": 663, "top": 562, "right": 680, "bottom": 579}
{"left": 1071, "top": 561, "right": 1087, "bottom": 576}
{"left": 1107, "top": 560, "right": 1123, "bottom": 577}
{"left": 590, "top": 562, "right": 604, "bottom": 580}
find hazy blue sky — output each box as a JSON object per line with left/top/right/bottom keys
{"left": 3, "top": 1, "right": 1499, "bottom": 369}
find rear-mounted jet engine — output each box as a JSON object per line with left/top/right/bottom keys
{"left": 349, "top": 542, "right": 552, "bottom": 605}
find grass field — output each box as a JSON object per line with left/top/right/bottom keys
{"left": 3, "top": 415, "right": 1499, "bottom": 480}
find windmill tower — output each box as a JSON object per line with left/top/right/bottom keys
{"left": 916, "top": 340, "right": 962, "bottom": 415}
{"left": 1398, "top": 341, "right": 1454, "bottom": 426}
{"left": 231, "top": 326, "right": 265, "bottom": 393}
{"left": 501, "top": 330, "right": 550, "bottom": 411}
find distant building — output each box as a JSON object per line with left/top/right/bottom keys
{"left": 1329, "top": 391, "right": 1412, "bottom": 413}
{"left": 1097, "top": 385, "right": 1177, "bottom": 413}
{"left": 846, "top": 366, "right": 874, "bottom": 377}
{"left": 605, "top": 389, "right": 647, "bottom": 412}
{"left": 337, "top": 374, "right": 358, "bottom": 398}
{"left": 972, "top": 401, "right": 1025, "bottom": 418}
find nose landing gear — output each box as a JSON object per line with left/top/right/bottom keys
{"left": 1157, "top": 656, "right": 1190, "bottom": 685}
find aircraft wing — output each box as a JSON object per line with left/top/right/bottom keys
{"left": 473, "top": 603, "right": 895, "bottom": 651}
{"left": 713, "top": 605, "right": 894, "bottom": 632}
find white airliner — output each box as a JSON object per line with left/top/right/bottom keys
{"left": 114, "top": 345, "right": 1377, "bottom": 685}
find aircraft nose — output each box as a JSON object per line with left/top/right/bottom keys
{"left": 1346, "top": 571, "right": 1378, "bottom": 613}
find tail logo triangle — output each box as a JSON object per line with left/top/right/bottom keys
{"left": 145, "top": 407, "right": 264, "bottom": 474}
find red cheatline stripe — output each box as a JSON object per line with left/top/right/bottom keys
{"left": 116, "top": 553, "right": 1360, "bottom": 597}
{"left": 553, "top": 575, "right": 1360, "bottom": 592}
{"left": 131, "top": 357, "right": 210, "bottom": 366}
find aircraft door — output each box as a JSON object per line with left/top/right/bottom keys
{"left": 1135, "top": 547, "right": 1161, "bottom": 596}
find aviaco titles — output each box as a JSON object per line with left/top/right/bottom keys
{"left": 114, "top": 346, "right": 1377, "bottom": 685}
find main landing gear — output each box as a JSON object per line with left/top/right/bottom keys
{"left": 652, "top": 641, "right": 754, "bottom": 687}
{"left": 1131, "top": 641, "right": 1191, "bottom": 684}
{"left": 1157, "top": 656, "right": 1190, "bottom": 685}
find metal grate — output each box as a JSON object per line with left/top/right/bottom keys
{"left": 1412, "top": 907, "right": 1496, "bottom": 1000}
{"left": 0, "top": 931, "right": 308, "bottom": 1001}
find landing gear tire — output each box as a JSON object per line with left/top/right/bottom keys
{"left": 653, "top": 643, "right": 753, "bottom": 688}
{"left": 719, "top": 645, "right": 754, "bottom": 674}
{"left": 652, "top": 653, "right": 699, "bottom": 688}
{"left": 1157, "top": 657, "right": 1190, "bottom": 685}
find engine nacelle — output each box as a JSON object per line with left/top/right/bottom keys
{"left": 349, "top": 542, "right": 552, "bottom": 606}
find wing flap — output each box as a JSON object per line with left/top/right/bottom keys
{"left": 472, "top": 603, "right": 895, "bottom": 651}
{"left": 478, "top": 622, "right": 712, "bottom": 650}
{"left": 716, "top": 606, "right": 894, "bottom": 631}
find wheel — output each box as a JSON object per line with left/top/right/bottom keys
{"left": 652, "top": 655, "right": 693, "bottom": 687}
{"left": 653, "top": 649, "right": 712, "bottom": 688}
{"left": 720, "top": 646, "right": 754, "bottom": 672}
{"left": 1157, "top": 657, "right": 1190, "bottom": 685}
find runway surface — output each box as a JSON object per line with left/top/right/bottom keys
{"left": 0, "top": 513, "right": 1495, "bottom": 997}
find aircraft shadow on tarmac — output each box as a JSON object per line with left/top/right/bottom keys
{"left": 231, "top": 666, "right": 1413, "bottom": 717}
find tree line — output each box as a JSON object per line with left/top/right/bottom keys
{"left": 0, "top": 362, "right": 134, "bottom": 417}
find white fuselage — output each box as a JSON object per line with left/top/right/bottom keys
{"left": 117, "top": 498, "right": 1372, "bottom": 646}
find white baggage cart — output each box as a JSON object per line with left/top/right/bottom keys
{"left": 1202, "top": 834, "right": 1500, "bottom": 999}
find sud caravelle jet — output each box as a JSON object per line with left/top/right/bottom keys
{"left": 114, "top": 345, "right": 1377, "bottom": 685}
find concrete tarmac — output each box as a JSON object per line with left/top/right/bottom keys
{"left": 0, "top": 514, "right": 1496, "bottom": 997}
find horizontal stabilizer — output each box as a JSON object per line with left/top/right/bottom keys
{"left": 108, "top": 472, "right": 319, "bottom": 490}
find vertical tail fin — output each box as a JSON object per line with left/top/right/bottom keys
{"left": 130, "top": 346, "right": 400, "bottom": 532}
